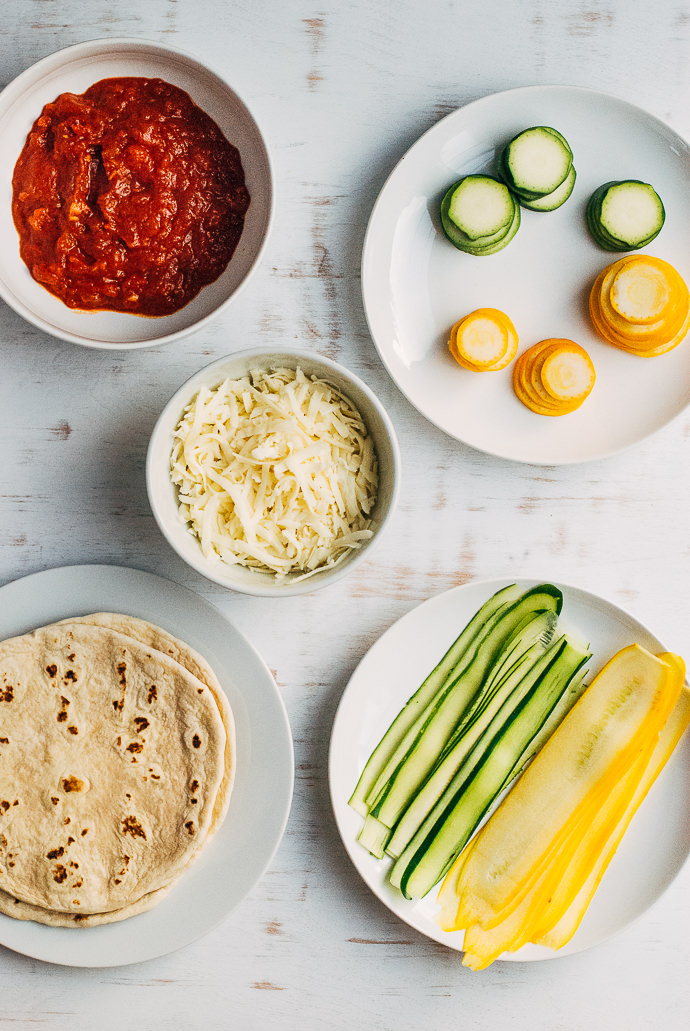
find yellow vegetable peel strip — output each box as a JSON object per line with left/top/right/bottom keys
{"left": 461, "top": 652, "right": 684, "bottom": 967}
{"left": 456, "top": 757, "right": 643, "bottom": 968}
{"left": 449, "top": 732, "right": 643, "bottom": 934}
{"left": 437, "top": 828, "right": 481, "bottom": 932}
{"left": 531, "top": 655, "right": 686, "bottom": 942}
{"left": 454, "top": 655, "right": 685, "bottom": 968}
{"left": 443, "top": 652, "right": 686, "bottom": 968}
{"left": 537, "top": 668, "right": 690, "bottom": 951}
{"left": 530, "top": 652, "right": 688, "bottom": 944}
{"left": 458, "top": 747, "right": 652, "bottom": 971}
{"left": 524, "top": 730, "right": 662, "bottom": 944}
{"left": 448, "top": 646, "right": 678, "bottom": 933}
{"left": 484, "top": 650, "right": 682, "bottom": 934}
{"left": 471, "top": 723, "right": 658, "bottom": 932}
{"left": 460, "top": 858, "right": 557, "bottom": 969}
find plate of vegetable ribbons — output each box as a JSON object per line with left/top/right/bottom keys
{"left": 328, "top": 578, "right": 690, "bottom": 967}
{"left": 361, "top": 85, "right": 690, "bottom": 463}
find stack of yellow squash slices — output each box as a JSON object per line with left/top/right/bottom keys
{"left": 437, "top": 643, "right": 689, "bottom": 969}
{"left": 589, "top": 255, "right": 690, "bottom": 356}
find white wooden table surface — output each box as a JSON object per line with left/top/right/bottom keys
{"left": 1, "top": 1, "right": 689, "bottom": 1028}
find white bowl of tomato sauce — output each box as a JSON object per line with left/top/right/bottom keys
{"left": 0, "top": 38, "right": 273, "bottom": 348}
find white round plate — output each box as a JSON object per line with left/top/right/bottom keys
{"left": 0, "top": 39, "right": 273, "bottom": 348}
{"left": 0, "top": 565, "right": 294, "bottom": 967}
{"left": 362, "top": 86, "right": 690, "bottom": 464}
{"left": 329, "top": 577, "right": 690, "bottom": 961}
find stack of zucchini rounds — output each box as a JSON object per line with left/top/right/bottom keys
{"left": 440, "top": 126, "right": 575, "bottom": 256}
{"left": 499, "top": 126, "right": 576, "bottom": 212}
{"left": 440, "top": 175, "right": 521, "bottom": 256}
{"left": 586, "top": 180, "right": 665, "bottom": 251}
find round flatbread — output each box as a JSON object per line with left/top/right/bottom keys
{"left": 0, "top": 879, "right": 170, "bottom": 927}
{"left": 0, "top": 622, "right": 227, "bottom": 918}
{"left": 60, "top": 612, "right": 235, "bottom": 838}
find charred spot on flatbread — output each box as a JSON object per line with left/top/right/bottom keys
{"left": 121, "top": 815, "right": 146, "bottom": 840}
{"left": 62, "top": 776, "right": 86, "bottom": 793}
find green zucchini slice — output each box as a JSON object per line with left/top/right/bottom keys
{"left": 348, "top": 584, "right": 523, "bottom": 818}
{"left": 586, "top": 179, "right": 665, "bottom": 251}
{"left": 520, "top": 166, "right": 577, "bottom": 212}
{"left": 443, "top": 174, "right": 515, "bottom": 241}
{"left": 502, "top": 126, "right": 572, "bottom": 197}
{"left": 392, "top": 638, "right": 590, "bottom": 899}
{"left": 366, "top": 587, "right": 562, "bottom": 831}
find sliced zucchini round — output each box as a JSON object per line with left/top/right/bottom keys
{"left": 540, "top": 126, "right": 573, "bottom": 155}
{"left": 441, "top": 176, "right": 520, "bottom": 255}
{"left": 586, "top": 180, "right": 665, "bottom": 251}
{"left": 502, "top": 127, "right": 573, "bottom": 197}
{"left": 459, "top": 203, "right": 521, "bottom": 255}
{"left": 498, "top": 151, "right": 543, "bottom": 201}
{"left": 520, "top": 166, "right": 577, "bottom": 212}
{"left": 442, "top": 175, "right": 515, "bottom": 240}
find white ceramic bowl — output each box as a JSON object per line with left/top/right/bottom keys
{"left": 146, "top": 349, "right": 401, "bottom": 596}
{"left": 0, "top": 38, "right": 272, "bottom": 349}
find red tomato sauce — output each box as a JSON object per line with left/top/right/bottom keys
{"left": 11, "top": 77, "right": 251, "bottom": 317}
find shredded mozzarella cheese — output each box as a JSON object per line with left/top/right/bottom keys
{"left": 170, "top": 366, "right": 379, "bottom": 580}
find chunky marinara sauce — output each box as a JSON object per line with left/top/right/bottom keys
{"left": 11, "top": 77, "right": 251, "bottom": 317}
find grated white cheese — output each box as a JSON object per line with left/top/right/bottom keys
{"left": 170, "top": 366, "right": 379, "bottom": 580}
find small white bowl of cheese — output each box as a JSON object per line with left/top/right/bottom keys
{"left": 146, "top": 348, "right": 400, "bottom": 595}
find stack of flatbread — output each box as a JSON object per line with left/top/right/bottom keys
{"left": 0, "top": 613, "right": 235, "bottom": 927}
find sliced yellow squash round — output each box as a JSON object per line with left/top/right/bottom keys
{"left": 541, "top": 342, "right": 596, "bottom": 401}
{"left": 513, "top": 339, "right": 595, "bottom": 416}
{"left": 449, "top": 308, "right": 518, "bottom": 371}
{"left": 589, "top": 255, "right": 690, "bottom": 356}
{"left": 609, "top": 256, "right": 673, "bottom": 324}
